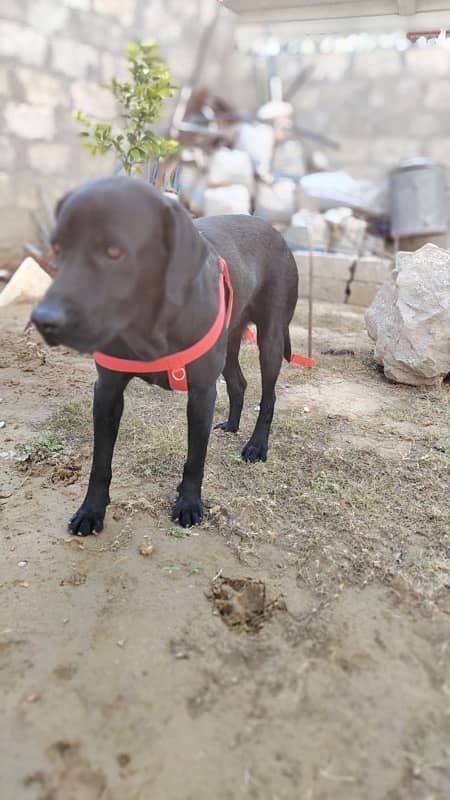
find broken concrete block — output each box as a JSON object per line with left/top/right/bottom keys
{"left": 293, "top": 251, "right": 355, "bottom": 281}
{"left": 204, "top": 185, "right": 251, "bottom": 216}
{"left": 361, "top": 233, "right": 388, "bottom": 257}
{"left": 347, "top": 281, "right": 380, "bottom": 307}
{"left": 366, "top": 243, "right": 450, "bottom": 386}
{"left": 255, "top": 178, "right": 296, "bottom": 224}
{"left": 297, "top": 183, "right": 321, "bottom": 212}
{"left": 322, "top": 206, "right": 353, "bottom": 226}
{"left": 312, "top": 278, "right": 348, "bottom": 303}
{"left": 179, "top": 163, "right": 207, "bottom": 216}
{"left": 308, "top": 149, "right": 330, "bottom": 172}
{"left": 0, "top": 257, "right": 51, "bottom": 307}
{"left": 234, "top": 122, "right": 274, "bottom": 173}
{"left": 272, "top": 139, "right": 305, "bottom": 179}
{"left": 285, "top": 210, "right": 328, "bottom": 250}
{"left": 293, "top": 251, "right": 353, "bottom": 301}
{"left": 257, "top": 100, "right": 293, "bottom": 122}
{"left": 324, "top": 207, "right": 367, "bottom": 253}
{"left": 300, "top": 170, "right": 389, "bottom": 216}
{"left": 354, "top": 256, "right": 392, "bottom": 284}
{"left": 189, "top": 179, "right": 208, "bottom": 217}
{"left": 293, "top": 251, "right": 392, "bottom": 305}
{"left": 207, "top": 147, "right": 254, "bottom": 193}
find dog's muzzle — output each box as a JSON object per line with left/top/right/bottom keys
{"left": 31, "top": 299, "right": 70, "bottom": 345}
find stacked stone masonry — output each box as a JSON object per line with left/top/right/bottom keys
{"left": 1, "top": 0, "right": 450, "bottom": 298}
{"left": 293, "top": 252, "right": 392, "bottom": 306}
{"left": 0, "top": 0, "right": 230, "bottom": 264}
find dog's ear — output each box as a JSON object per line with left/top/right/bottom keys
{"left": 54, "top": 189, "right": 74, "bottom": 221}
{"left": 162, "top": 199, "right": 208, "bottom": 306}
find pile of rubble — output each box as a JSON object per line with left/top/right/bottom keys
{"left": 178, "top": 117, "right": 388, "bottom": 257}
{"left": 171, "top": 94, "right": 393, "bottom": 306}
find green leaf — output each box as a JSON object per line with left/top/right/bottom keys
{"left": 76, "top": 39, "right": 177, "bottom": 171}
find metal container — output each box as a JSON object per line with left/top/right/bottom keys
{"left": 390, "top": 158, "right": 448, "bottom": 238}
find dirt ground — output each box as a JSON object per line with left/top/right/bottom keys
{"left": 1, "top": 299, "right": 449, "bottom": 800}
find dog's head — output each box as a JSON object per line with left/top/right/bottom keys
{"left": 31, "top": 176, "right": 208, "bottom": 353}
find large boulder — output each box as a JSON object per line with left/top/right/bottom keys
{"left": 0, "top": 257, "right": 51, "bottom": 308}
{"left": 365, "top": 243, "right": 450, "bottom": 386}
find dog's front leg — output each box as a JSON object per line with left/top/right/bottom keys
{"left": 172, "top": 383, "right": 217, "bottom": 527}
{"left": 69, "top": 369, "right": 129, "bottom": 535}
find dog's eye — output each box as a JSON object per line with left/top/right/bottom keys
{"left": 105, "top": 245, "right": 123, "bottom": 260}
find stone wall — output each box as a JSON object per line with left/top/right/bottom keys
{"left": 1, "top": 1, "right": 450, "bottom": 267}
{"left": 0, "top": 0, "right": 238, "bottom": 266}
{"left": 280, "top": 45, "right": 450, "bottom": 181}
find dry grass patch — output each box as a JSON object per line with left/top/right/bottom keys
{"left": 37, "top": 312, "right": 449, "bottom": 600}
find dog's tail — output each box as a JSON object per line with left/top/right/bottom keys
{"left": 284, "top": 329, "right": 292, "bottom": 363}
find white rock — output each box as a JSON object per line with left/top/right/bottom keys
{"left": 324, "top": 207, "right": 367, "bottom": 253}
{"left": 179, "top": 164, "right": 207, "bottom": 216}
{"left": 234, "top": 122, "right": 274, "bottom": 173}
{"left": 207, "top": 147, "right": 254, "bottom": 193}
{"left": 257, "top": 100, "right": 293, "bottom": 121}
{"left": 285, "top": 209, "right": 328, "bottom": 250}
{"left": 272, "top": 139, "right": 306, "bottom": 179}
{"left": 300, "top": 170, "right": 389, "bottom": 217}
{"left": 365, "top": 243, "right": 450, "bottom": 386}
{"left": 204, "top": 185, "right": 251, "bottom": 216}
{"left": 0, "top": 257, "right": 52, "bottom": 307}
{"left": 254, "top": 178, "right": 296, "bottom": 224}
{"left": 309, "top": 149, "right": 330, "bottom": 172}
{"left": 323, "top": 207, "right": 353, "bottom": 225}
{"left": 189, "top": 178, "right": 208, "bottom": 217}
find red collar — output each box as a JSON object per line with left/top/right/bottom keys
{"left": 94, "top": 257, "right": 233, "bottom": 391}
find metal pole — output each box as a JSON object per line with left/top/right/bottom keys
{"left": 307, "top": 232, "right": 314, "bottom": 360}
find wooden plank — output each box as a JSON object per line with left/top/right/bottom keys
{"left": 223, "top": 1, "right": 397, "bottom": 20}
{"left": 222, "top": 0, "right": 450, "bottom": 31}
{"left": 222, "top": 3, "right": 450, "bottom": 33}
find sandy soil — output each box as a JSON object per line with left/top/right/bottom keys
{"left": 1, "top": 300, "right": 449, "bottom": 800}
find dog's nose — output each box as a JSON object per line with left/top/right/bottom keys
{"left": 31, "top": 301, "right": 68, "bottom": 338}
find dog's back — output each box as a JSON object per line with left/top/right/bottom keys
{"left": 195, "top": 213, "right": 299, "bottom": 336}
{"left": 195, "top": 214, "right": 298, "bottom": 291}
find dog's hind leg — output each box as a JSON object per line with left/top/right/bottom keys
{"left": 69, "top": 369, "right": 130, "bottom": 535}
{"left": 215, "top": 327, "right": 247, "bottom": 433}
{"left": 241, "top": 321, "right": 284, "bottom": 463}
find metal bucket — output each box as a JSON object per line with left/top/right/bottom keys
{"left": 390, "top": 158, "right": 448, "bottom": 238}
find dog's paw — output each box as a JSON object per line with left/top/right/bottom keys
{"left": 171, "top": 495, "right": 203, "bottom": 528}
{"left": 241, "top": 440, "right": 268, "bottom": 463}
{"left": 69, "top": 506, "right": 105, "bottom": 536}
{"left": 214, "top": 421, "right": 238, "bottom": 433}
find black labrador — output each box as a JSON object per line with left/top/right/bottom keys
{"left": 31, "top": 176, "right": 298, "bottom": 532}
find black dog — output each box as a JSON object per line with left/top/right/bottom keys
{"left": 31, "top": 176, "right": 298, "bottom": 532}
